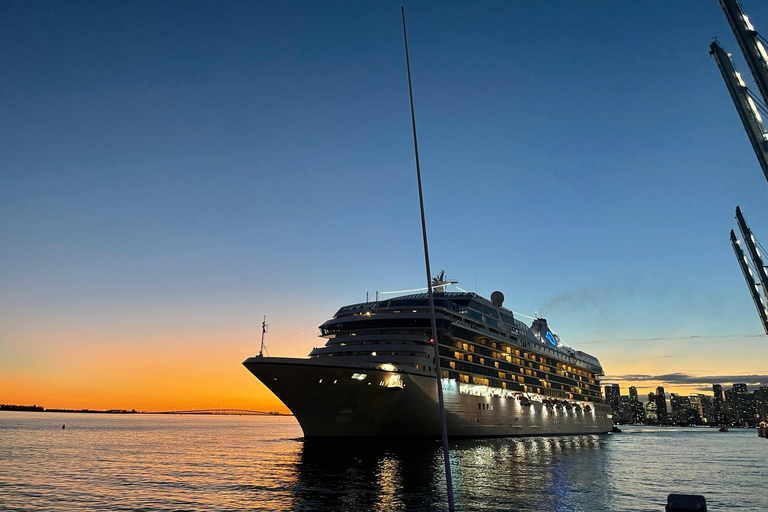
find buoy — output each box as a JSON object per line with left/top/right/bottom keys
{"left": 62, "top": 424, "right": 65, "bottom": 429}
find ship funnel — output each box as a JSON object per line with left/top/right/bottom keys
{"left": 530, "top": 318, "right": 548, "bottom": 341}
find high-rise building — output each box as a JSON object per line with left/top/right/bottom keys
{"left": 628, "top": 386, "right": 644, "bottom": 424}
{"left": 713, "top": 384, "right": 724, "bottom": 425}
{"left": 689, "top": 394, "right": 705, "bottom": 425}
{"left": 723, "top": 389, "right": 735, "bottom": 425}
{"left": 655, "top": 386, "right": 669, "bottom": 424}
{"left": 645, "top": 401, "right": 658, "bottom": 424}
{"left": 698, "top": 395, "right": 714, "bottom": 424}
{"left": 619, "top": 396, "right": 633, "bottom": 424}
{"left": 670, "top": 393, "right": 683, "bottom": 425}
{"left": 604, "top": 384, "right": 621, "bottom": 421}
{"left": 759, "top": 386, "right": 768, "bottom": 421}
{"left": 732, "top": 383, "right": 757, "bottom": 427}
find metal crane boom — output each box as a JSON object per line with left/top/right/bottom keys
{"left": 730, "top": 229, "right": 768, "bottom": 334}
{"left": 735, "top": 205, "right": 768, "bottom": 290}
{"left": 710, "top": 41, "right": 768, "bottom": 183}
{"left": 717, "top": 0, "right": 768, "bottom": 105}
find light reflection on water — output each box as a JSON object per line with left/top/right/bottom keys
{"left": 1, "top": 412, "right": 765, "bottom": 511}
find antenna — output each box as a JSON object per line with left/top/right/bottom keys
{"left": 401, "top": 7, "right": 455, "bottom": 511}
{"left": 258, "top": 316, "right": 269, "bottom": 357}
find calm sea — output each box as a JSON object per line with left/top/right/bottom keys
{"left": 0, "top": 412, "right": 764, "bottom": 511}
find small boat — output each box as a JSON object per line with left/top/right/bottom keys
{"left": 719, "top": 425, "right": 729, "bottom": 432}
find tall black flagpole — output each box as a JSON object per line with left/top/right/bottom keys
{"left": 400, "top": 7, "right": 455, "bottom": 511}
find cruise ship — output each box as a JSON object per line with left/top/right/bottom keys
{"left": 243, "top": 278, "right": 613, "bottom": 438}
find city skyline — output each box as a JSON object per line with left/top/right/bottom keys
{"left": 3, "top": 1, "right": 768, "bottom": 411}
{"left": 604, "top": 381, "right": 768, "bottom": 427}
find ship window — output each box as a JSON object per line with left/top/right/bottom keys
{"left": 494, "top": 362, "right": 499, "bottom": 368}
{"left": 449, "top": 361, "right": 456, "bottom": 369}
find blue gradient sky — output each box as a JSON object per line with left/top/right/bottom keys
{"left": 2, "top": 0, "right": 768, "bottom": 409}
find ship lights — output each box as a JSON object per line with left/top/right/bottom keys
{"left": 380, "top": 363, "right": 396, "bottom": 372}
{"left": 351, "top": 373, "right": 367, "bottom": 381}
{"left": 386, "top": 374, "right": 404, "bottom": 389}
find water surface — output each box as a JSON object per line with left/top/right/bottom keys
{"left": 1, "top": 412, "right": 764, "bottom": 511}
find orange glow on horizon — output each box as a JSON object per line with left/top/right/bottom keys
{"left": 2, "top": 322, "right": 766, "bottom": 411}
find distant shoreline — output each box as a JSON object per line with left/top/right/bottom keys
{"left": 0, "top": 404, "right": 292, "bottom": 416}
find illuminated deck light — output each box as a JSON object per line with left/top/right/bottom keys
{"left": 380, "top": 363, "right": 396, "bottom": 372}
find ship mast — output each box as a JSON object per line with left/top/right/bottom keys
{"left": 401, "top": 8, "right": 455, "bottom": 511}
{"left": 258, "top": 316, "right": 268, "bottom": 357}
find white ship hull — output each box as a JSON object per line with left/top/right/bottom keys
{"left": 244, "top": 357, "right": 613, "bottom": 438}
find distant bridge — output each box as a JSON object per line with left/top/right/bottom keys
{"left": 152, "top": 409, "right": 291, "bottom": 416}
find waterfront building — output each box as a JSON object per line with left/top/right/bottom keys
{"left": 628, "top": 386, "right": 644, "bottom": 424}
{"left": 670, "top": 394, "right": 685, "bottom": 425}
{"left": 713, "top": 384, "right": 724, "bottom": 425}
{"left": 723, "top": 389, "right": 735, "bottom": 425}
{"left": 759, "top": 387, "right": 768, "bottom": 420}
{"left": 732, "top": 383, "right": 758, "bottom": 427}
{"left": 645, "top": 401, "right": 658, "bottom": 424}
{"left": 698, "top": 395, "right": 714, "bottom": 425}
{"left": 618, "top": 395, "right": 633, "bottom": 424}
{"left": 655, "top": 386, "right": 669, "bottom": 424}
{"left": 689, "top": 394, "right": 706, "bottom": 425}
{"left": 605, "top": 384, "right": 621, "bottom": 420}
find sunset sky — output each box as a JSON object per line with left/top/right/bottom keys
{"left": 3, "top": 1, "right": 768, "bottom": 412}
